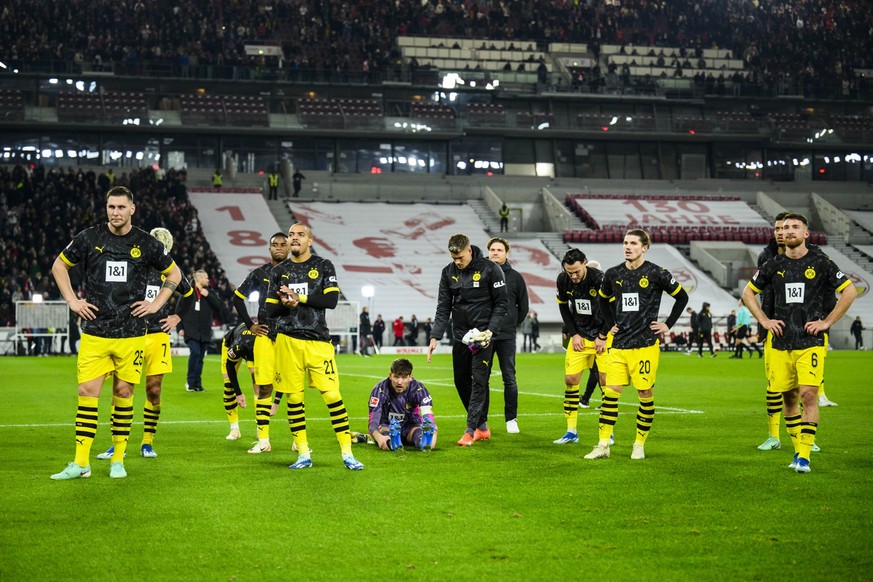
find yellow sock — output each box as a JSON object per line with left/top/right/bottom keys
{"left": 597, "top": 388, "right": 621, "bottom": 445}
{"left": 74, "top": 396, "right": 99, "bottom": 467}
{"left": 765, "top": 390, "right": 782, "bottom": 439}
{"left": 224, "top": 382, "right": 239, "bottom": 425}
{"left": 563, "top": 386, "right": 580, "bottom": 432}
{"left": 286, "top": 394, "right": 309, "bottom": 455}
{"left": 111, "top": 395, "right": 134, "bottom": 463}
{"left": 322, "top": 390, "right": 352, "bottom": 455}
{"left": 141, "top": 401, "right": 160, "bottom": 446}
{"left": 255, "top": 397, "right": 272, "bottom": 441}
{"left": 798, "top": 422, "right": 817, "bottom": 460}
{"left": 634, "top": 395, "right": 655, "bottom": 446}
{"left": 784, "top": 414, "right": 802, "bottom": 453}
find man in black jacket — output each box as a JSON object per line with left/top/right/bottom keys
{"left": 427, "top": 233, "right": 509, "bottom": 446}
{"left": 697, "top": 302, "right": 715, "bottom": 357}
{"left": 486, "top": 237, "right": 529, "bottom": 434}
{"left": 359, "top": 307, "right": 372, "bottom": 356}
{"left": 180, "top": 269, "right": 222, "bottom": 392}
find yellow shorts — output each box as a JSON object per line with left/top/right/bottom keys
{"left": 253, "top": 335, "right": 276, "bottom": 386}
{"left": 604, "top": 343, "right": 660, "bottom": 391}
{"left": 144, "top": 332, "right": 172, "bottom": 377}
{"left": 564, "top": 335, "right": 613, "bottom": 376}
{"left": 273, "top": 335, "right": 338, "bottom": 394}
{"left": 77, "top": 333, "right": 146, "bottom": 385}
{"left": 767, "top": 346, "right": 826, "bottom": 392}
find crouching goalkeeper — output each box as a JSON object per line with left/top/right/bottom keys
{"left": 363, "top": 358, "right": 437, "bottom": 451}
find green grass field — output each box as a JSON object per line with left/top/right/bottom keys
{"left": 3, "top": 350, "right": 872, "bottom": 581}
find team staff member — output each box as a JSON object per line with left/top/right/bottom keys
{"left": 265, "top": 223, "right": 364, "bottom": 471}
{"left": 743, "top": 213, "right": 856, "bottom": 473}
{"left": 486, "top": 237, "right": 529, "bottom": 434}
{"left": 179, "top": 269, "right": 222, "bottom": 392}
{"left": 427, "top": 233, "right": 508, "bottom": 446}
{"left": 586, "top": 228, "right": 688, "bottom": 461}
{"left": 553, "top": 249, "right": 607, "bottom": 445}
{"left": 50, "top": 185, "right": 182, "bottom": 480}
{"left": 95, "top": 227, "right": 193, "bottom": 461}
{"left": 231, "top": 232, "right": 289, "bottom": 453}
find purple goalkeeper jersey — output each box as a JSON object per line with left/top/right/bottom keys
{"left": 367, "top": 378, "right": 434, "bottom": 434}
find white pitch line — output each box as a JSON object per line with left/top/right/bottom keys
{"left": 0, "top": 408, "right": 696, "bottom": 430}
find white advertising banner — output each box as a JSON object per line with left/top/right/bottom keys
{"left": 574, "top": 197, "right": 770, "bottom": 228}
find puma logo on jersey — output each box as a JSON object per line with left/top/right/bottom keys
{"left": 451, "top": 276, "right": 459, "bottom": 282}
{"left": 95, "top": 245, "right": 105, "bottom": 253}
{"left": 777, "top": 270, "right": 786, "bottom": 277}
{"left": 615, "top": 281, "right": 623, "bottom": 287}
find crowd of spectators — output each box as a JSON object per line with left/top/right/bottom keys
{"left": 1, "top": 1, "right": 871, "bottom": 97}
{"left": 0, "top": 164, "right": 236, "bottom": 331}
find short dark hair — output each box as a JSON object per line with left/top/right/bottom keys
{"left": 782, "top": 212, "right": 808, "bottom": 226}
{"left": 562, "top": 248, "right": 586, "bottom": 266}
{"left": 106, "top": 185, "right": 134, "bottom": 203}
{"left": 448, "top": 233, "right": 470, "bottom": 254}
{"left": 269, "top": 232, "right": 287, "bottom": 244}
{"left": 390, "top": 358, "right": 414, "bottom": 376}
{"left": 626, "top": 228, "right": 651, "bottom": 247}
{"left": 487, "top": 236, "right": 509, "bottom": 252}
{"left": 774, "top": 212, "right": 790, "bottom": 222}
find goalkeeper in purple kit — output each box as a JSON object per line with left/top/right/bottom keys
{"left": 366, "top": 358, "right": 437, "bottom": 450}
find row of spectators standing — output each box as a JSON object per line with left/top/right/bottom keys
{"left": 0, "top": 165, "right": 236, "bottom": 339}
{"left": 1, "top": 1, "right": 869, "bottom": 92}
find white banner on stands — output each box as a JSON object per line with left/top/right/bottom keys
{"left": 819, "top": 246, "right": 873, "bottom": 321}
{"left": 188, "top": 190, "right": 282, "bottom": 286}
{"left": 287, "top": 202, "right": 565, "bottom": 324}
{"left": 575, "top": 197, "right": 769, "bottom": 228}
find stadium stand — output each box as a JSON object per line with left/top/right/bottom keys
{"left": 0, "top": 90, "right": 25, "bottom": 122}
{"left": 410, "top": 102, "right": 456, "bottom": 131}
{"left": 0, "top": 165, "right": 235, "bottom": 329}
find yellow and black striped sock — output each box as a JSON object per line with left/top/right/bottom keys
{"left": 223, "top": 382, "right": 239, "bottom": 425}
{"left": 765, "top": 390, "right": 782, "bottom": 440}
{"left": 286, "top": 394, "right": 309, "bottom": 455}
{"left": 785, "top": 413, "right": 802, "bottom": 453}
{"left": 141, "top": 401, "right": 160, "bottom": 446}
{"left": 635, "top": 395, "right": 655, "bottom": 446}
{"left": 323, "top": 390, "right": 352, "bottom": 455}
{"left": 597, "top": 387, "right": 621, "bottom": 445}
{"left": 563, "top": 386, "right": 580, "bottom": 432}
{"left": 255, "top": 397, "right": 272, "bottom": 441}
{"left": 798, "top": 422, "right": 818, "bottom": 460}
{"left": 111, "top": 396, "right": 134, "bottom": 463}
{"left": 74, "top": 396, "right": 99, "bottom": 467}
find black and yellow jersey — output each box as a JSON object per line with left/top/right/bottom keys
{"left": 556, "top": 267, "right": 604, "bottom": 341}
{"left": 59, "top": 223, "right": 176, "bottom": 338}
{"left": 266, "top": 255, "right": 339, "bottom": 342}
{"left": 749, "top": 249, "right": 851, "bottom": 350}
{"left": 599, "top": 261, "right": 683, "bottom": 349}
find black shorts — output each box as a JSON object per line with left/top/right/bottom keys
{"left": 735, "top": 325, "right": 748, "bottom": 340}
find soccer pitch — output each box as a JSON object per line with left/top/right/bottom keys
{"left": 3, "top": 351, "right": 872, "bottom": 580}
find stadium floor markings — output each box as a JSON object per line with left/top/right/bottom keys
{"left": 0, "top": 406, "right": 698, "bottom": 429}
